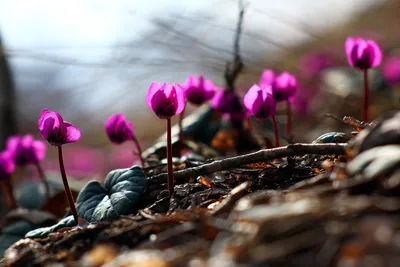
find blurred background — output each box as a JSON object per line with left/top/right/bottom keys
{"left": 1, "top": 0, "right": 399, "bottom": 179}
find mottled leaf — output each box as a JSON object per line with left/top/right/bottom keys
{"left": 0, "top": 221, "right": 37, "bottom": 256}
{"left": 76, "top": 165, "right": 147, "bottom": 222}
{"left": 25, "top": 215, "right": 76, "bottom": 239}
{"left": 312, "top": 132, "right": 348, "bottom": 144}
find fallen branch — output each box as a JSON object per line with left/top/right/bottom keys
{"left": 148, "top": 143, "right": 347, "bottom": 184}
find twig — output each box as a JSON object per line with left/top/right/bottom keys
{"left": 148, "top": 143, "right": 347, "bottom": 184}
{"left": 224, "top": 0, "right": 245, "bottom": 92}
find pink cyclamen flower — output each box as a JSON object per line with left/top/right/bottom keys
{"left": 0, "top": 150, "right": 15, "bottom": 180}
{"left": 244, "top": 84, "right": 276, "bottom": 120}
{"left": 298, "top": 52, "right": 336, "bottom": 78}
{"left": 382, "top": 57, "right": 400, "bottom": 86}
{"left": 259, "top": 70, "right": 276, "bottom": 89}
{"left": 146, "top": 82, "right": 186, "bottom": 119}
{"left": 184, "top": 75, "right": 216, "bottom": 106}
{"left": 212, "top": 89, "right": 246, "bottom": 120}
{"left": 272, "top": 72, "right": 297, "bottom": 102}
{"left": 6, "top": 135, "right": 46, "bottom": 165}
{"left": 345, "top": 37, "right": 382, "bottom": 70}
{"left": 38, "top": 109, "right": 81, "bottom": 146}
{"left": 105, "top": 114, "right": 134, "bottom": 144}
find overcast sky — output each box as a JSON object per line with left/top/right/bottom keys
{"left": 0, "top": 0, "right": 384, "bottom": 119}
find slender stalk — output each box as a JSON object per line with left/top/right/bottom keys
{"left": 271, "top": 116, "right": 280, "bottom": 147}
{"left": 131, "top": 135, "right": 144, "bottom": 166}
{"left": 363, "top": 69, "right": 369, "bottom": 122}
{"left": 35, "top": 162, "right": 50, "bottom": 199}
{"left": 178, "top": 105, "right": 186, "bottom": 141}
{"left": 286, "top": 100, "right": 292, "bottom": 138}
{"left": 0, "top": 179, "right": 17, "bottom": 209}
{"left": 57, "top": 146, "right": 79, "bottom": 224}
{"left": 245, "top": 118, "right": 252, "bottom": 132}
{"left": 166, "top": 118, "right": 174, "bottom": 195}
{"left": 149, "top": 143, "right": 347, "bottom": 184}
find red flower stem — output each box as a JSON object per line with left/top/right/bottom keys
{"left": 166, "top": 118, "right": 174, "bottom": 195}
{"left": 35, "top": 162, "right": 50, "bottom": 200}
{"left": 131, "top": 135, "right": 144, "bottom": 166}
{"left": 363, "top": 69, "right": 369, "bottom": 122}
{"left": 178, "top": 105, "right": 186, "bottom": 141}
{"left": 0, "top": 179, "right": 17, "bottom": 209}
{"left": 246, "top": 118, "right": 252, "bottom": 132}
{"left": 271, "top": 116, "right": 280, "bottom": 147}
{"left": 57, "top": 146, "right": 79, "bottom": 224}
{"left": 286, "top": 100, "right": 292, "bottom": 138}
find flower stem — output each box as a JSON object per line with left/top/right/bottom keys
{"left": 178, "top": 105, "right": 186, "bottom": 141}
{"left": 271, "top": 116, "right": 280, "bottom": 147}
{"left": 166, "top": 118, "right": 174, "bottom": 195}
{"left": 35, "top": 162, "right": 50, "bottom": 200}
{"left": 0, "top": 179, "right": 17, "bottom": 209}
{"left": 363, "top": 69, "right": 369, "bottom": 122}
{"left": 286, "top": 100, "right": 292, "bottom": 138}
{"left": 131, "top": 135, "right": 144, "bottom": 166}
{"left": 57, "top": 146, "right": 79, "bottom": 224}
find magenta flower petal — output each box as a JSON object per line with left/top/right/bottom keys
{"left": 146, "top": 82, "right": 164, "bottom": 111}
{"left": 0, "top": 150, "right": 15, "bottom": 180}
{"left": 212, "top": 89, "right": 246, "bottom": 120}
{"left": 32, "top": 140, "right": 46, "bottom": 162}
{"left": 183, "top": 75, "right": 216, "bottom": 106}
{"left": 345, "top": 37, "right": 382, "bottom": 70}
{"left": 272, "top": 72, "right": 297, "bottom": 102}
{"left": 367, "top": 40, "right": 383, "bottom": 68}
{"left": 146, "top": 82, "right": 186, "bottom": 119}
{"left": 105, "top": 113, "right": 134, "bottom": 144}
{"left": 259, "top": 70, "right": 275, "bottom": 90}
{"left": 38, "top": 109, "right": 80, "bottom": 146}
{"left": 6, "top": 134, "right": 47, "bottom": 165}
{"left": 63, "top": 122, "right": 82, "bottom": 144}
{"left": 383, "top": 57, "right": 400, "bottom": 86}
{"left": 244, "top": 84, "right": 276, "bottom": 120}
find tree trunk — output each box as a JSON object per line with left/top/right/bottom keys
{"left": 0, "top": 33, "right": 17, "bottom": 149}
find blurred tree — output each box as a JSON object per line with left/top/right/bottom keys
{"left": 0, "top": 32, "right": 17, "bottom": 149}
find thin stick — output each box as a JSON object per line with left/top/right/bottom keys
{"left": 132, "top": 135, "right": 144, "bottom": 166}
{"left": 149, "top": 143, "right": 346, "bottom": 184}
{"left": 58, "top": 146, "right": 79, "bottom": 224}
{"left": 35, "top": 162, "right": 50, "bottom": 199}
{"left": 363, "top": 69, "right": 369, "bottom": 122}
{"left": 0, "top": 179, "right": 17, "bottom": 209}
{"left": 271, "top": 115, "right": 280, "bottom": 147}
{"left": 224, "top": 0, "right": 245, "bottom": 92}
{"left": 286, "top": 100, "right": 292, "bottom": 138}
{"left": 178, "top": 105, "right": 186, "bottom": 141}
{"left": 166, "top": 118, "right": 174, "bottom": 195}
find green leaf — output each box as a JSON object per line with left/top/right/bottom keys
{"left": 312, "top": 132, "right": 348, "bottom": 144}
{"left": 0, "top": 221, "right": 37, "bottom": 256}
{"left": 76, "top": 165, "right": 147, "bottom": 222}
{"left": 25, "top": 215, "right": 76, "bottom": 239}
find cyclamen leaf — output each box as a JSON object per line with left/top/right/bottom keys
{"left": 76, "top": 165, "right": 147, "bottom": 222}
{"left": 25, "top": 215, "right": 76, "bottom": 239}
{"left": 0, "top": 221, "right": 37, "bottom": 256}
{"left": 312, "top": 132, "right": 348, "bottom": 144}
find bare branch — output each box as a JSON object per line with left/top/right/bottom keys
{"left": 148, "top": 143, "right": 347, "bottom": 184}
{"left": 224, "top": 0, "right": 245, "bottom": 92}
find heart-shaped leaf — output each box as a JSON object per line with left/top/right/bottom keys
{"left": 0, "top": 221, "right": 37, "bottom": 256}
{"left": 76, "top": 165, "right": 147, "bottom": 222}
{"left": 25, "top": 215, "right": 76, "bottom": 239}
